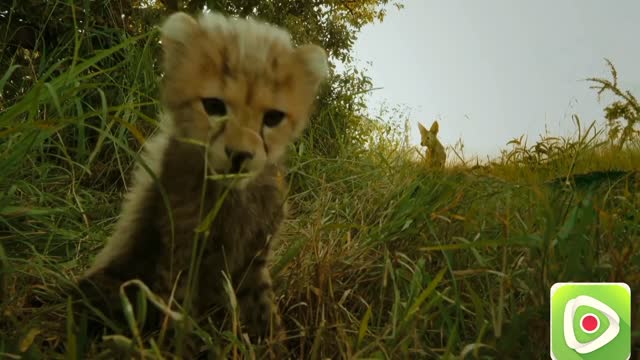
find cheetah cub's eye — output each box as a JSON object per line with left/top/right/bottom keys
{"left": 201, "top": 98, "right": 227, "bottom": 116}
{"left": 263, "top": 110, "right": 286, "bottom": 128}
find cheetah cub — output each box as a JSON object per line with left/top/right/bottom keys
{"left": 418, "top": 120, "right": 446, "bottom": 168}
{"left": 78, "top": 11, "right": 328, "bottom": 341}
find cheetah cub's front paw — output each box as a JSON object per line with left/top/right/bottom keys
{"left": 241, "top": 289, "right": 284, "bottom": 344}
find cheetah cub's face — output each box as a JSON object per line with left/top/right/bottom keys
{"left": 160, "top": 12, "right": 328, "bottom": 188}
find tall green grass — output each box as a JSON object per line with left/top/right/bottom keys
{"left": 1, "top": 18, "right": 640, "bottom": 360}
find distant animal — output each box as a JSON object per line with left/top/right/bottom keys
{"left": 418, "top": 121, "right": 446, "bottom": 168}
{"left": 76, "top": 10, "right": 328, "bottom": 345}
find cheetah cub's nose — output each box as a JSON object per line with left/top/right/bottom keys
{"left": 224, "top": 146, "right": 254, "bottom": 174}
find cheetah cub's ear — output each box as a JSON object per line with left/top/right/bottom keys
{"left": 287, "top": 44, "right": 328, "bottom": 138}
{"left": 160, "top": 12, "right": 199, "bottom": 44}
{"left": 294, "top": 44, "right": 329, "bottom": 90}
{"left": 159, "top": 12, "right": 201, "bottom": 70}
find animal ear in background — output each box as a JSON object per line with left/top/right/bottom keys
{"left": 418, "top": 122, "right": 429, "bottom": 141}
{"left": 430, "top": 121, "right": 439, "bottom": 135}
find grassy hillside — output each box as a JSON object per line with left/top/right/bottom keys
{"left": 1, "top": 24, "right": 640, "bottom": 360}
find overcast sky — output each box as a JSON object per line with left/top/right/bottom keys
{"left": 349, "top": 0, "right": 640, "bottom": 158}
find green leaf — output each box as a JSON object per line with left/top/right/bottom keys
{"left": 403, "top": 267, "right": 447, "bottom": 322}
{"left": 356, "top": 305, "right": 373, "bottom": 350}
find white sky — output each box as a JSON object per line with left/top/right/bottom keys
{"left": 348, "top": 0, "right": 640, "bottom": 158}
